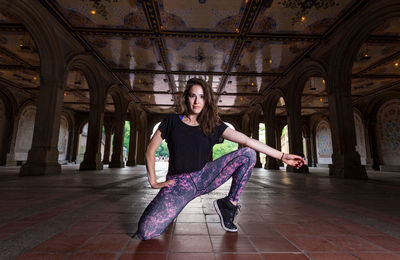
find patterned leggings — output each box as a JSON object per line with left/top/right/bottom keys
{"left": 137, "top": 147, "right": 256, "bottom": 240}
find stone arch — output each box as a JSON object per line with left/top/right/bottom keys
{"left": 315, "top": 119, "right": 333, "bottom": 166}
{"left": 328, "top": 0, "right": 400, "bottom": 90}
{"left": 14, "top": 105, "right": 37, "bottom": 161}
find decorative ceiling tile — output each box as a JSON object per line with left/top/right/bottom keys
{"left": 51, "top": 0, "right": 149, "bottom": 29}
{"left": 158, "top": 0, "right": 246, "bottom": 32}
{"left": 352, "top": 43, "right": 400, "bottom": 74}
{"left": 364, "top": 61, "right": 400, "bottom": 75}
{"left": 166, "top": 38, "right": 234, "bottom": 72}
{"left": 146, "top": 106, "right": 176, "bottom": 114}
{"left": 223, "top": 76, "right": 275, "bottom": 93}
{"left": 302, "top": 77, "right": 327, "bottom": 95}
{"left": 370, "top": 17, "right": 400, "bottom": 36}
{"left": 85, "top": 35, "right": 162, "bottom": 70}
{"left": 64, "top": 104, "right": 90, "bottom": 112}
{"left": 65, "top": 70, "right": 89, "bottom": 90}
{"left": 251, "top": 0, "right": 355, "bottom": 34}
{"left": 351, "top": 78, "right": 399, "bottom": 96}
{"left": 0, "top": 32, "right": 40, "bottom": 66}
{"left": 117, "top": 73, "right": 170, "bottom": 92}
{"left": 0, "top": 70, "right": 39, "bottom": 88}
{"left": 234, "top": 40, "right": 313, "bottom": 73}
{"left": 136, "top": 93, "right": 174, "bottom": 105}
{"left": 217, "top": 95, "right": 253, "bottom": 107}
{"left": 0, "top": 9, "right": 20, "bottom": 23}
{"left": 218, "top": 107, "right": 245, "bottom": 115}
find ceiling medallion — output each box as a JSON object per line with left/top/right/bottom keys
{"left": 82, "top": 0, "right": 118, "bottom": 20}
{"left": 278, "top": 0, "right": 339, "bottom": 24}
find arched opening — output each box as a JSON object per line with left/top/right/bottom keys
{"left": 259, "top": 122, "right": 266, "bottom": 168}
{"left": 213, "top": 122, "right": 238, "bottom": 160}
{"left": 15, "top": 105, "right": 36, "bottom": 162}
{"left": 315, "top": 120, "right": 333, "bottom": 166}
{"left": 281, "top": 124, "right": 289, "bottom": 159}
{"left": 123, "top": 120, "right": 130, "bottom": 162}
{"left": 58, "top": 115, "right": 69, "bottom": 162}
{"left": 78, "top": 123, "right": 88, "bottom": 163}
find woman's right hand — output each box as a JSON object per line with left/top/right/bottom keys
{"left": 150, "top": 179, "right": 175, "bottom": 189}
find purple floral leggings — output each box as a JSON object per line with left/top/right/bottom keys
{"left": 137, "top": 147, "right": 256, "bottom": 240}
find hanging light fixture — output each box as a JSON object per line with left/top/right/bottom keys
{"left": 278, "top": 0, "right": 339, "bottom": 24}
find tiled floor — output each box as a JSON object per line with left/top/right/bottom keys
{"left": 0, "top": 163, "right": 399, "bottom": 260}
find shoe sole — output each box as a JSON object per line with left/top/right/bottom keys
{"left": 213, "top": 200, "right": 238, "bottom": 232}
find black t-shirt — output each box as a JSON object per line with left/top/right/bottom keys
{"left": 158, "top": 114, "right": 228, "bottom": 175}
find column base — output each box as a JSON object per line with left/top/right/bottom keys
{"left": 329, "top": 152, "right": 368, "bottom": 179}
{"left": 286, "top": 164, "right": 309, "bottom": 173}
{"left": 20, "top": 162, "right": 61, "bottom": 176}
{"left": 126, "top": 160, "right": 136, "bottom": 166}
{"left": 79, "top": 161, "right": 103, "bottom": 170}
{"left": 264, "top": 158, "right": 280, "bottom": 170}
{"left": 109, "top": 161, "right": 125, "bottom": 168}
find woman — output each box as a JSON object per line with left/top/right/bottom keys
{"left": 136, "top": 78, "right": 305, "bottom": 240}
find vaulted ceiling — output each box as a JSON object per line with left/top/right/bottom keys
{"left": 0, "top": 0, "right": 399, "bottom": 116}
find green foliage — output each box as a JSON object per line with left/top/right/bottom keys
{"left": 213, "top": 139, "right": 238, "bottom": 160}
{"left": 259, "top": 123, "right": 266, "bottom": 144}
{"left": 155, "top": 141, "right": 169, "bottom": 158}
{"left": 123, "top": 121, "right": 130, "bottom": 156}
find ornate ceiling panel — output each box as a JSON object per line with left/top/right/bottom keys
{"left": 165, "top": 38, "right": 234, "bottom": 72}
{"left": 0, "top": 70, "right": 39, "bottom": 88}
{"left": 145, "top": 106, "right": 176, "bottom": 114}
{"left": 64, "top": 104, "right": 90, "bottom": 112}
{"left": 85, "top": 35, "right": 162, "bottom": 70}
{"left": 224, "top": 76, "right": 275, "bottom": 94}
{"left": 371, "top": 17, "right": 400, "bottom": 36}
{"left": 251, "top": 0, "right": 355, "bottom": 34}
{"left": 217, "top": 94, "right": 253, "bottom": 107}
{"left": 366, "top": 61, "right": 400, "bottom": 75}
{"left": 117, "top": 73, "right": 170, "bottom": 92}
{"left": 352, "top": 43, "right": 400, "bottom": 74}
{"left": 0, "top": 32, "right": 40, "bottom": 67}
{"left": 351, "top": 78, "right": 400, "bottom": 96}
{"left": 218, "top": 107, "right": 244, "bottom": 115}
{"left": 51, "top": 0, "right": 149, "bottom": 29}
{"left": 158, "top": 0, "right": 246, "bottom": 32}
{"left": 234, "top": 40, "right": 313, "bottom": 73}
{"left": 0, "top": 9, "right": 19, "bottom": 23}
{"left": 136, "top": 93, "right": 174, "bottom": 105}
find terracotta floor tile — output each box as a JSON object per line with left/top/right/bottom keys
{"left": 260, "top": 253, "right": 310, "bottom": 259}
{"left": 65, "top": 221, "right": 109, "bottom": 234}
{"left": 67, "top": 252, "right": 116, "bottom": 260}
{"left": 176, "top": 213, "right": 206, "bottom": 223}
{"left": 287, "top": 235, "right": 341, "bottom": 252}
{"left": 301, "top": 222, "right": 348, "bottom": 235}
{"left": 79, "top": 234, "right": 130, "bottom": 251}
{"left": 351, "top": 253, "right": 400, "bottom": 260}
{"left": 31, "top": 233, "right": 93, "bottom": 252}
{"left": 170, "top": 235, "right": 212, "bottom": 252}
{"left": 324, "top": 235, "right": 386, "bottom": 252}
{"left": 249, "top": 236, "right": 300, "bottom": 252}
{"left": 174, "top": 222, "right": 208, "bottom": 235}
{"left": 238, "top": 223, "right": 280, "bottom": 236}
{"left": 210, "top": 235, "right": 256, "bottom": 252}
{"left": 168, "top": 253, "right": 214, "bottom": 260}
{"left": 275, "top": 224, "right": 314, "bottom": 236}
{"left": 205, "top": 214, "right": 220, "bottom": 223}
{"left": 101, "top": 222, "right": 137, "bottom": 234}
{"left": 361, "top": 235, "right": 400, "bottom": 251}
{"left": 118, "top": 253, "right": 167, "bottom": 260}
{"left": 215, "top": 253, "right": 263, "bottom": 260}
{"left": 15, "top": 252, "right": 67, "bottom": 260}
{"left": 308, "top": 252, "right": 358, "bottom": 260}
{"left": 125, "top": 234, "right": 170, "bottom": 252}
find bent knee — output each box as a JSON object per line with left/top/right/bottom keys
{"left": 241, "top": 147, "right": 256, "bottom": 163}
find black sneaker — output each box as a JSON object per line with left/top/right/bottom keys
{"left": 213, "top": 197, "right": 240, "bottom": 232}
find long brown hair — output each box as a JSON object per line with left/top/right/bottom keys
{"left": 178, "top": 78, "right": 220, "bottom": 136}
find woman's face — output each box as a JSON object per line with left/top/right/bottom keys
{"left": 187, "top": 84, "right": 205, "bottom": 115}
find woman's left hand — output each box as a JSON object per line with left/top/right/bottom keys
{"left": 282, "top": 154, "right": 306, "bottom": 169}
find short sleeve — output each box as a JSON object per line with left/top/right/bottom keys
{"left": 215, "top": 122, "right": 228, "bottom": 139}
{"left": 158, "top": 114, "right": 174, "bottom": 140}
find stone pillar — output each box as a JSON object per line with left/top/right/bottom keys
{"left": 286, "top": 107, "right": 309, "bottom": 173}
{"left": 275, "top": 125, "right": 284, "bottom": 167}
{"left": 79, "top": 94, "right": 105, "bottom": 171}
{"left": 326, "top": 77, "right": 367, "bottom": 179}
{"left": 109, "top": 114, "right": 126, "bottom": 168}
{"left": 70, "top": 123, "right": 81, "bottom": 164}
{"left": 310, "top": 132, "right": 318, "bottom": 167}
{"left": 251, "top": 115, "right": 262, "bottom": 168}
{"left": 20, "top": 73, "right": 63, "bottom": 176}
{"left": 102, "top": 128, "right": 112, "bottom": 164}
{"left": 136, "top": 128, "right": 146, "bottom": 165}
{"left": 304, "top": 135, "right": 313, "bottom": 167}
{"left": 262, "top": 100, "right": 279, "bottom": 170}
{"left": 65, "top": 125, "right": 74, "bottom": 162}
{"left": 126, "top": 121, "right": 137, "bottom": 166}
{"left": 367, "top": 120, "right": 379, "bottom": 170}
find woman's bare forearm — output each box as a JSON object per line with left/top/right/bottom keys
{"left": 145, "top": 151, "right": 157, "bottom": 186}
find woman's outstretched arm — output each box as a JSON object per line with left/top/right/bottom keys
{"left": 145, "top": 130, "right": 175, "bottom": 188}
{"left": 222, "top": 127, "right": 305, "bottom": 169}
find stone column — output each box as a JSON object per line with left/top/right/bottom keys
{"left": 326, "top": 76, "right": 367, "bottom": 179}
{"left": 102, "top": 128, "right": 112, "bottom": 164}
{"left": 126, "top": 121, "right": 137, "bottom": 166}
{"left": 275, "top": 125, "right": 284, "bottom": 167}
{"left": 20, "top": 73, "right": 64, "bottom": 176}
{"left": 79, "top": 94, "right": 105, "bottom": 171}
{"left": 262, "top": 101, "right": 279, "bottom": 170}
{"left": 109, "top": 114, "right": 126, "bottom": 168}
{"left": 286, "top": 106, "right": 309, "bottom": 173}
{"left": 367, "top": 120, "right": 379, "bottom": 170}
{"left": 136, "top": 127, "right": 146, "bottom": 165}
{"left": 65, "top": 126, "right": 74, "bottom": 162}
{"left": 70, "top": 123, "right": 81, "bottom": 164}
{"left": 304, "top": 135, "right": 313, "bottom": 167}
{"left": 310, "top": 132, "right": 318, "bottom": 167}
{"left": 251, "top": 114, "right": 262, "bottom": 168}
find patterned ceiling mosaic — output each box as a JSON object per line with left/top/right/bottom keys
{"left": 0, "top": 1, "right": 399, "bottom": 116}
